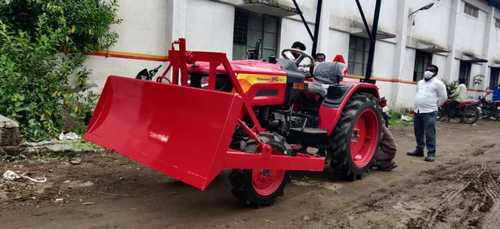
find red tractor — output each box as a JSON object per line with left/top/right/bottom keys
{"left": 85, "top": 0, "right": 385, "bottom": 207}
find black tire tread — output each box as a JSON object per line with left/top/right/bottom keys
{"left": 329, "top": 93, "right": 383, "bottom": 180}
{"left": 462, "top": 105, "right": 480, "bottom": 124}
{"left": 229, "top": 170, "right": 289, "bottom": 207}
{"left": 229, "top": 133, "right": 289, "bottom": 207}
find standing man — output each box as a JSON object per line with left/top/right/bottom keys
{"left": 333, "top": 54, "right": 349, "bottom": 76}
{"left": 493, "top": 83, "right": 500, "bottom": 102}
{"left": 314, "top": 53, "right": 326, "bottom": 63}
{"left": 373, "top": 98, "right": 397, "bottom": 171}
{"left": 448, "top": 82, "right": 467, "bottom": 117}
{"left": 450, "top": 82, "right": 467, "bottom": 102}
{"left": 407, "top": 64, "right": 448, "bottom": 162}
{"left": 373, "top": 126, "right": 398, "bottom": 171}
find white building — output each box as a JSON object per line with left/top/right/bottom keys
{"left": 85, "top": 0, "right": 500, "bottom": 109}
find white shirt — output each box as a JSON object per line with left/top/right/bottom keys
{"left": 414, "top": 77, "right": 448, "bottom": 113}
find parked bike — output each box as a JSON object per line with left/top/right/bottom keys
{"left": 478, "top": 96, "right": 500, "bottom": 121}
{"left": 135, "top": 65, "right": 162, "bottom": 81}
{"left": 438, "top": 100, "right": 480, "bottom": 124}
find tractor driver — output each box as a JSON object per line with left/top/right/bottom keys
{"left": 280, "top": 41, "right": 313, "bottom": 72}
{"left": 291, "top": 41, "right": 307, "bottom": 58}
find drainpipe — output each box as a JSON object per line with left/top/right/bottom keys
{"left": 363, "top": 0, "right": 382, "bottom": 83}
{"left": 391, "top": 0, "right": 409, "bottom": 109}
{"left": 445, "top": 0, "right": 460, "bottom": 82}
{"left": 311, "top": 0, "right": 323, "bottom": 57}
{"left": 482, "top": 6, "right": 495, "bottom": 87}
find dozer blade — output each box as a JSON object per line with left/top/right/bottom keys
{"left": 85, "top": 76, "right": 243, "bottom": 190}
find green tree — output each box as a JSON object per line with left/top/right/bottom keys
{"left": 0, "top": 0, "right": 120, "bottom": 141}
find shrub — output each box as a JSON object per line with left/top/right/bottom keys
{"left": 0, "top": 0, "right": 120, "bottom": 141}
{"left": 0, "top": 0, "right": 120, "bottom": 53}
{"left": 443, "top": 80, "right": 458, "bottom": 98}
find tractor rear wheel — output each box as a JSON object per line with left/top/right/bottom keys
{"left": 329, "top": 93, "right": 383, "bottom": 180}
{"left": 229, "top": 133, "right": 289, "bottom": 207}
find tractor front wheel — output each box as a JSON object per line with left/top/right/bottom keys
{"left": 330, "top": 93, "right": 382, "bottom": 180}
{"left": 229, "top": 133, "right": 289, "bottom": 207}
{"left": 229, "top": 168, "right": 288, "bottom": 207}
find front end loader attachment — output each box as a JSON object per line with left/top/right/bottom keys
{"left": 85, "top": 76, "right": 243, "bottom": 190}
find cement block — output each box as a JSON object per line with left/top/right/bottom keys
{"left": 0, "top": 115, "right": 21, "bottom": 146}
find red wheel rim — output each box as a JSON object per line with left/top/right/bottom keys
{"left": 350, "top": 108, "right": 379, "bottom": 168}
{"left": 251, "top": 168, "right": 285, "bottom": 196}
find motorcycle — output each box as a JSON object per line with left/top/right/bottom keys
{"left": 478, "top": 96, "right": 500, "bottom": 121}
{"left": 438, "top": 100, "right": 480, "bottom": 124}
{"left": 135, "top": 65, "right": 162, "bottom": 81}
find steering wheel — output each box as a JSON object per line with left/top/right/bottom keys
{"left": 281, "top": 48, "right": 315, "bottom": 68}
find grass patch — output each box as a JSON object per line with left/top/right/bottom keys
{"left": 388, "top": 111, "right": 413, "bottom": 127}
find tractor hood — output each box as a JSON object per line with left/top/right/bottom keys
{"left": 189, "top": 60, "right": 287, "bottom": 76}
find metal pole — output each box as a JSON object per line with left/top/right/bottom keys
{"left": 311, "top": 0, "right": 323, "bottom": 57}
{"left": 291, "top": 0, "right": 314, "bottom": 40}
{"left": 363, "top": 0, "right": 382, "bottom": 83}
{"left": 354, "top": 0, "right": 373, "bottom": 42}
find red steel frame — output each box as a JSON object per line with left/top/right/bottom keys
{"left": 168, "top": 38, "right": 325, "bottom": 172}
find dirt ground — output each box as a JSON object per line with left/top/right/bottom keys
{"left": 0, "top": 121, "right": 499, "bottom": 229}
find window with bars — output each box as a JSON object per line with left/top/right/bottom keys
{"left": 348, "top": 36, "right": 370, "bottom": 76}
{"left": 232, "top": 9, "right": 280, "bottom": 60}
{"left": 413, "top": 51, "right": 433, "bottom": 82}
{"left": 490, "top": 68, "right": 500, "bottom": 90}
{"left": 459, "top": 61, "right": 472, "bottom": 86}
{"left": 233, "top": 10, "right": 249, "bottom": 46}
{"left": 464, "top": 2, "right": 479, "bottom": 18}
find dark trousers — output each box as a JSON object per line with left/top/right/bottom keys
{"left": 414, "top": 112, "right": 437, "bottom": 154}
{"left": 375, "top": 126, "right": 397, "bottom": 166}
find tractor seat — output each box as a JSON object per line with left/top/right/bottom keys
{"left": 323, "top": 85, "right": 352, "bottom": 107}
{"left": 305, "top": 62, "right": 346, "bottom": 98}
{"left": 313, "top": 62, "right": 344, "bottom": 84}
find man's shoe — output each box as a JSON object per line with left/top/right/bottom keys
{"left": 424, "top": 155, "right": 435, "bottom": 162}
{"left": 407, "top": 150, "right": 424, "bottom": 157}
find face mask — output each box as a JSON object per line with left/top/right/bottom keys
{"left": 424, "top": 71, "right": 434, "bottom": 80}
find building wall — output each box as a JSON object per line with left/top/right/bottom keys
{"left": 326, "top": 30, "right": 350, "bottom": 59}
{"left": 455, "top": 1, "right": 488, "bottom": 57}
{"left": 184, "top": 0, "right": 235, "bottom": 54}
{"left": 279, "top": 18, "right": 314, "bottom": 52}
{"left": 330, "top": 0, "right": 399, "bottom": 34}
{"left": 408, "top": 0, "right": 452, "bottom": 48}
{"left": 493, "top": 22, "right": 500, "bottom": 59}
{"left": 84, "top": 0, "right": 500, "bottom": 110}
{"left": 85, "top": 0, "right": 170, "bottom": 88}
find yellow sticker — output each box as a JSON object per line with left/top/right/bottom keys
{"left": 238, "top": 74, "right": 286, "bottom": 84}
{"left": 237, "top": 74, "right": 287, "bottom": 92}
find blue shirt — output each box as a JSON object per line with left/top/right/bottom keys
{"left": 493, "top": 86, "right": 500, "bottom": 102}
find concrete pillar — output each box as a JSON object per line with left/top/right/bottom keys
{"left": 482, "top": 7, "right": 496, "bottom": 87}
{"left": 390, "top": 0, "right": 409, "bottom": 108}
{"left": 445, "top": 0, "right": 460, "bottom": 82}
{"left": 168, "top": 0, "right": 188, "bottom": 42}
